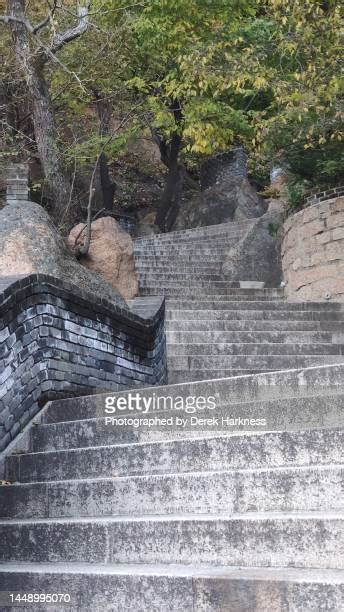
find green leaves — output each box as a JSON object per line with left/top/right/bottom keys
{"left": 122, "top": 0, "right": 258, "bottom": 158}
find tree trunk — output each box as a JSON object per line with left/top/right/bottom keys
{"left": 8, "top": 0, "right": 72, "bottom": 221}
{"left": 29, "top": 68, "right": 70, "bottom": 218}
{"left": 155, "top": 132, "right": 184, "bottom": 232}
{"left": 98, "top": 152, "right": 116, "bottom": 209}
{"left": 94, "top": 93, "right": 116, "bottom": 210}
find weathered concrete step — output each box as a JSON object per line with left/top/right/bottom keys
{"left": 134, "top": 230, "right": 248, "bottom": 243}
{"left": 156, "top": 293, "right": 286, "bottom": 301}
{"left": 40, "top": 363, "right": 344, "bottom": 424}
{"left": 138, "top": 273, "right": 224, "bottom": 281}
{"left": 28, "top": 392, "right": 344, "bottom": 452}
{"left": 167, "top": 354, "right": 344, "bottom": 371}
{"left": 139, "top": 285, "right": 282, "bottom": 294}
{"left": 134, "top": 251, "right": 229, "bottom": 260}
{"left": 166, "top": 319, "right": 344, "bottom": 332}
{"left": 168, "top": 369, "right": 270, "bottom": 383}
{"left": 134, "top": 227, "right": 249, "bottom": 241}
{"left": 1, "top": 465, "right": 342, "bottom": 520}
{"left": 135, "top": 221, "right": 253, "bottom": 241}
{"left": 134, "top": 235, "right": 245, "bottom": 249}
{"left": 142, "top": 292, "right": 285, "bottom": 300}
{"left": 5, "top": 429, "right": 344, "bottom": 483}
{"left": 167, "top": 342, "right": 344, "bottom": 357}
{"left": 139, "top": 280, "right": 246, "bottom": 288}
{"left": 136, "top": 268, "right": 223, "bottom": 277}
{"left": 166, "top": 330, "right": 344, "bottom": 344}
{"left": 140, "top": 288, "right": 284, "bottom": 298}
{"left": 166, "top": 307, "right": 344, "bottom": 320}
{"left": 0, "top": 564, "right": 342, "bottom": 612}
{"left": 135, "top": 262, "right": 222, "bottom": 271}
{"left": 166, "top": 300, "right": 344, "bottom": 311}
{"left": 134, "top": 241, "right": 232, "bottom": 251}
{"left": 135, "top": 254, "right": 226, "bottom": 262}
{"left": 134, "top": 249, "right": 229, "bottom": 257}
{"left": 0, "top": 512, "right": 342, "bottom": 568}
{"left": 135, "top": 253, "right": 228, "bottom": 263}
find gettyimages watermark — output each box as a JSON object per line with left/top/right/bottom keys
{"left": 95, "top": 392, "right": 268, "bottom": 432}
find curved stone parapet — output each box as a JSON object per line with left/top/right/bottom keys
{"left": 0, "top": 274, "right": 167, "bottom": 452}
{"left": 304, "top": 185, "right": 344, "bottom": 208}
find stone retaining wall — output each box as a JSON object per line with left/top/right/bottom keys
{"left": 0, "top": 274, "right": 167, "bottom": 452}
{"left": 282, "top": 196, "right": 344, "bottom": 302}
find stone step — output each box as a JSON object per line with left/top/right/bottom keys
{"left": 143, "top": 292, "right": 285, "bottom": 300}
{"left": 134, "top": 238, "right": 235, "bottom": 247}
{"left": 134, "top": 234, "right": 245, "bottom": 248}
{"left": 166, "top": 307, "right": 344, "bottom": 319}
{"left": 134, "top": 246, "right": 231, "bottom": 256}
{"left": 27, "top": 390, "right": 344, "bottom": 452}
{"left": 134, "top": 249, "right": 229, "bottom": 257}
{"left": 134, "top": 228, "right": 248, "bottom": 241}
{"left": 30, "top": 393, "right": 344, "bottom": 454}
{"left": 134, "top": 229, "right": 249, "bottom": 243}
{"left": 1, "top": 465, "right": 343, "bottom": 520}
{"left": 136, "top": 269, "right": 224, "bottom": 277}
{"left": 135, "top": 263, "right": 222, "bottom": 271}
{"left": 140, "top": 288, "right": 284, "bottom": 298}
{"left": 167, "top": 342, "right": 344, "bottom": 357}
{"left": 134, "top": 254, "right": 226, "bottom": 262}
{"left": 0, "top": 564, "right": 342, "bottom": 612}
{"left": 40, "top": 363, "right": 344, "bottom": 424}
{"left": 165, "top": 319, "right": 344, "bottom": 332}
{"left": 165, "top": 294, "right": 286, "bottom": 301}
{"left": 0, "top": 512, "right": 342, "bottom": 568}
{"left": 139, "top": 279, "right": 246, "bottom": 287}
{"left": 166, "top": 300, "right": 343, "bottom": 311}
{"left": 5, "top": 429, "right": 344, "bottom": 483}
{"left": 167, "top": 369, "right": 271, "bottom": 383}
{"left": 138, "top": 273, "right": 225, "bottom": 282}
{"left": 134, "top": 252, "right": 228, "bottom": 262}
{"left": 167, "top": 354, "right": 344, "bottom": 371}
{"left": 166, "top": 330, "right": 344, "bottom": 344}
{"left": 139, "top": 285, "right": 282, "bottom": 295}
{"left": 134, "top": 221, "right": 253, "bottom": 241}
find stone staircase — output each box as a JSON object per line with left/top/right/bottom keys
{"left": 134, "top": 222, "right": 344, "bottom": 383}
{"left": 1, "top": 221, "right": 344, "bottom": 610}
{"left": 134, "top": 221, "right": 255, "bottom": 298}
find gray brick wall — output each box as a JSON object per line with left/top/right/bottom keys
{"left": 304, "top": 186, "right": 344, "bottom": 207}
{"left": 0, "top": 274, "right": 167, "bottom": 452}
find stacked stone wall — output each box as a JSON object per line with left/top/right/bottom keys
{"left": 282, "top": 196, "right": 344, "bottom": 302}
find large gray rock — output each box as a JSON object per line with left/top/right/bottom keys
{"left": 0, "top": 199, "right": 127, "bottom": 306}
{"left": 174, "top": 149, "right": 267, "bottom": 230}
{"left": 222, "top": 199, "right": 284, "bottom": 287}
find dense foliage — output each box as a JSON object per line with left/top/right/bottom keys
{"left": 1, "top": 0, "right": 343, "bottom": 221}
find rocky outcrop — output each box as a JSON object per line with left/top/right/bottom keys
{"left": 0, "top": 200, "right": 126, "bottom": 306}
{"left": 68, "top": 216, "right": 138, "bottom": 301}
{"left": 174, "top": 149, "right": 267, "bottom": 230}
{"left": 222, "top": 199, "right": 284, "bottom": 288}
{"left": 135, "top": 211, "right": 159, "bottom": 237}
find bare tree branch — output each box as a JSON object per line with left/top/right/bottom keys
{"left": 76, "top": 153, "right": 100, "bottom": 257}
{"left": 50, "top": 3, "right": 90, "bottom": 55}
{"left": 0, "top": 14, "right": 33, "bottom": 31}
{"left": 32, "top": 0, "right": 57, "bottom": 35}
